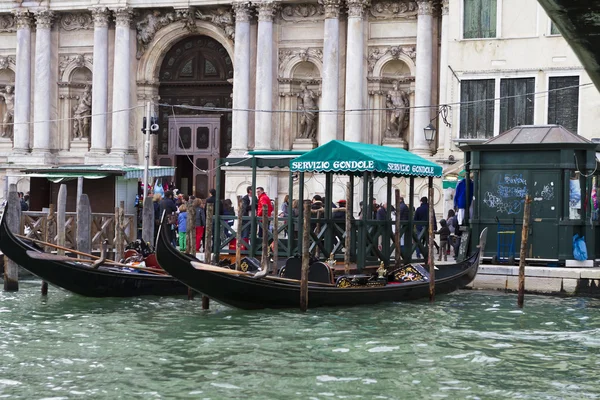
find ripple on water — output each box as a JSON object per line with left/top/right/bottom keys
{"left": 0, "top": 283, "right": 599, "bottom": 399}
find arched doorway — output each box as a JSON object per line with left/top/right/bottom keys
{"left": 158, "top": 35, "right": 233, "bottom": 198}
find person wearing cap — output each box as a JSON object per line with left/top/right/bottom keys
{"left": 333, "top": 199, "right": 347, "bottom": 219}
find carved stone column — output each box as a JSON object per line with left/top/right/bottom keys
{"left": 231, "top": 2, "right": 252, "bottom": 155}
{"left": 413, "top": 0, "right": 434, "bottom": 156}
{"left": 344, "top": 0, "right": 369, "bottom": 143}
{"left": 33, "top": 10, "right": 54, "bottom": 154}
{"left": 319, "top": 0, "right": 341, "bottom": 145}
{"left": 90, "top": 8, "right": 110, "bottom": 155}
{"left": 437, "top": 0, "right": 451, "bottom": 156}
{"left": 111, "top": 8, "right": 133, "bottom": 159}
{"left": 254, "top": 1, "right": 278, "bottom": 151}
{"left": 12, "top": 9, "right": 32, "bottom": 153}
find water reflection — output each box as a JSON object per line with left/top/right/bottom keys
{"left": 0, "top": 281, "right": 599, "bottom": 399}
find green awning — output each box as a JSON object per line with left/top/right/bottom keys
{"left": 289, "top": 140, "right": 443, "bottom": 177}
{"left": 26, "top": 172, "right": 110, "bottom": 183}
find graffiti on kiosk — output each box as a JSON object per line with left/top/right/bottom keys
{"left": 483, "top": 173, "right": 529, "bottom": 214}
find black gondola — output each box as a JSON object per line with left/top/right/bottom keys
{"left": 0, "top": 207, "right": 188, "bottom": 298}
{"left": 156, "top": 217, "right": 488, "bottom": 309}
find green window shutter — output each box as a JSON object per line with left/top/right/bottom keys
{"left": 548, "top": 76, "right": 579, "bottom": 133}
{"left": 500, "top": 78, "right": 535, "bottom": 133}
{"left": 460, "top": 79, "right": 495, "bottom": 139}
{"left": 464, "top": 0, "right": 497, "bottom": 39}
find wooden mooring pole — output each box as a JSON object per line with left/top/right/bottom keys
{"left": 300, "top": 200, "right": 311, "bottom": 311}
{"left": 142, "top": 196, "right": 154, "bottom": 247}
{"left": 186, "top": 204, "right": 196, "bottom": 255}
{"left": 41, "top": 204, "right": 55, "bottom": 296}
{"left": 76, "top": 194, "right": 92, "bottom": 258}
{"left": 518, "top": 195, "right": 532, "bottom": 308}
{"left": 394, "top": 189, "right": 401, "bottom": 268}
{"left": 4, "top": 184, "right": 20, "bottom": 291}
{"left": 202, "top": 203, "right": 214, "bottom": 309}
{"left": 57, "top": 184, "right": 67, "bottom": 256}
{"left": 273, "top": 198, "right": 278, "bottom": 272}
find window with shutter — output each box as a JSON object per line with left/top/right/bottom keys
{"left": 500, "top": 78, "right": 535, "bottom": 133}
{"left": 463, "top": 0, "right": 497, "bottom": 39}
{"left": 548, "top": 76, "right": 579, "bottom": 133}
{"left": 460, "top": 79, "right": 495, "bottom": 139}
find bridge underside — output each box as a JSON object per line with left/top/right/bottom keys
{"left": 539, "top": 0, "right": 600, "bottom": 90}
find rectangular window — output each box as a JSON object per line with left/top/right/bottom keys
{"left": 550, "top": 21, "right": 560, "bottom": 35}
{"left": 460, "top": 79, "right": 495, "bottom": 139}
{"left": 548, "top": 76, "right": 579, "bottom": 133}
{"left": 500, "top": 78, "right": 535, "bottom": 133}
{"left": 463, "top": 0, "right": 497, "bottom": 39}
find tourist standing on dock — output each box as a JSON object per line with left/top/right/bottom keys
{"left": 192, "top": 198, "right": 206, "bottom": 252}
{"left": 241, "top": 186, "right": 255, "bottom": 242}
{"left": 256, "top": 187, "right": 273, "bottom": 237}
{"left": 415, "top": 197, "right": 437, "bottom": 258}
{"left": 177, "top": 204, "right": 188, "bottom": 251}
{"left": 160, "top": 191, "right": 178, "bottom": 247}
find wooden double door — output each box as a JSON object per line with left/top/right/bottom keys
{"left": 158, "top": 116, "right": 221, "bottom": 199}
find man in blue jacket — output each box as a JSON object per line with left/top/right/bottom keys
{"left": 454, "top": 171, "right": 474, "bottom": 224}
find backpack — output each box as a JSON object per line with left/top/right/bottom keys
{"left": 447, "top": 216, "right": 457, "bottom": 234}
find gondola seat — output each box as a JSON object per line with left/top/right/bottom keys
{"left": 279, "top": 257, "right": 333, "bottom": 284}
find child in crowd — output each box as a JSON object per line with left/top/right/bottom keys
{"left": 177, "top": 204, "right": 187, "bottom": 251}
{"left": 436, "top": 219, "right": 450, "bottom": 262}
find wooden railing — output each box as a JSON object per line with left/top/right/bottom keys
{"left": 20, "top": 210, "right": 135, "bottom": 253}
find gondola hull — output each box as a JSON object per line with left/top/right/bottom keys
{"left": 0, "top": 208, "right": 188, "bottom": 298}
{"left": 156, "top": 221, "right": 487, "bottom": 310}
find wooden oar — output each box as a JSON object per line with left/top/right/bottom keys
{"left": 25, "top": 250, "right": 167, "bottom": 275}
{"left": 191, "top": 261, "right": 335, "bottom": 287}
{"left": 17, "top": 234, "right": 103, "bottom": 260}
{"left": 15, "top": 233, "right": 165, "bottom": 273}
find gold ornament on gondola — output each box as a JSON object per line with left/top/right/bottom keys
{"left": 240, "top": 260, "right": 248, "bottom": 272}
{"left": 377, "top": 261, "right": 387, "bottom": 279}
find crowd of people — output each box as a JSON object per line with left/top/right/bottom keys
{"left": 139, "top": 180, "right": 463, "bottom": 260}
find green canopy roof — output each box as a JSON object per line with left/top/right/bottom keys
{"left": 289, "top": 140, "right": 443, "bottom": 177}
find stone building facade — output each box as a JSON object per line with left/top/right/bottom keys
{"left": 0, "top": 0, "right": 598, "bottom": 211}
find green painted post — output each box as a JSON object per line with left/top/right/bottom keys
{"left": 385, "top": 176, "right": 393, "bottom": 264}
{"left": 298, "top": 172, "right": 305, "bottom": 257}
{"left": 287, "top": 172, "right": 294, "bottom": 257}
{"left": 250, "top": 157, "right": 257, "bottom": 258}
{"left": 359, "top": 172, "right": 369, "bottom": 271}
{"left": 214, "top": 161, "right": 222, "bottom": 263}
{"left": 325, "top": 173, "right": 333, "bottom": 255}
{"left": 408, "top": 176, "right": 414, "bottom": 263}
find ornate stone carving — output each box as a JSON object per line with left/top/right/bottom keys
{"left": 0, "top": 56, "right": 15, "bottom": 70}
{"left": 370, "top": 1, "right": 418, "bottom": 19}
{"left": 368, "top": 46, "right": 416, "bottom": 74}
{"left": 72, "top": 85, "right": 91, "bottom": 139}
{"left": 347, "top": 0, "right": 370, "bottom": 18}
{"left": 114, "top": 8, "right": 134, "bottom": 27}
{"left": 0, "top": 85, "right": 14, "bottom": 139}
{"left": 175, "top": 8, "right": 197, "bottom": 33}
{"left": 60, "top": 12, "right": 92, "bottom": 30}
{"left": 232, "top": 2, "right": 252, "bottom": 23}
{"left": 90, "top": 8, "right": 110, "bottom": 27}
{"left": 257, "top": 2, "right": 279, "bottom": 22}
{"left": 281, "top": 3, "right": 324, "bottom": 21}
{"left": 417, "top": 0, "right": 434, "bottom": 15}
{"left": 136, "top": 10, "right": 176, "bottom": 58}
{"left": 385, "top": 80, "right": 410, "bottom": 138}
{"left": 297, "top": 82, "right": 319, "bottom": 139}
{"left": 0, "top": 14, "right": 16, "bottom": 32}
{"left": 59, "top": 54, "right": 93, "bottom": 80}
{"left": 35, "top": 10, "right": 54, "bottom": 29}
{"left": 13, "top": 9, "right": 32, "bottom": 29}
{"left": 195, "top": 7, "right": 235, "bottom": 39}
{"left": 279, "top": 48, "right": 323, "bottom": 73}
{"left": 319, "top": 0, "right": 341, "bottom": 19}
{"left": 441, "top": 0, "right": 449, "bottom": 16}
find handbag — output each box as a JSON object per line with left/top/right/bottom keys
{"left": 167, "top": 213, "right": 178, "bottom": 225}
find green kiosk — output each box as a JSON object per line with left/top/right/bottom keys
{"left": 460, "top": 125, "right": 600, "bottom": 266}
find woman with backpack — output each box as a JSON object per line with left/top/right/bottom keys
{"left": 446, "top": 209, "right": 459, "bottom": 258}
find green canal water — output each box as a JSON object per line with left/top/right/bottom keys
{"left": 1, "top": 281, "right": 599, "bottom": 400}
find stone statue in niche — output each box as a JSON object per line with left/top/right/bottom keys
{"left": 0, "top": 85, "right": 14, "bottom": 139}
{"left": 73, "top": 85, "right": 91, "bottom": 139}
{"left": 385, "top": 80, "right": 410, "bottom": 138}
{"left": 297, "top": 82, "right": 319, "bottom": 140}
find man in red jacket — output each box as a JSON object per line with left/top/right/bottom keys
{"left": 256, "top": 186, "right": 273, "bottom": 237}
